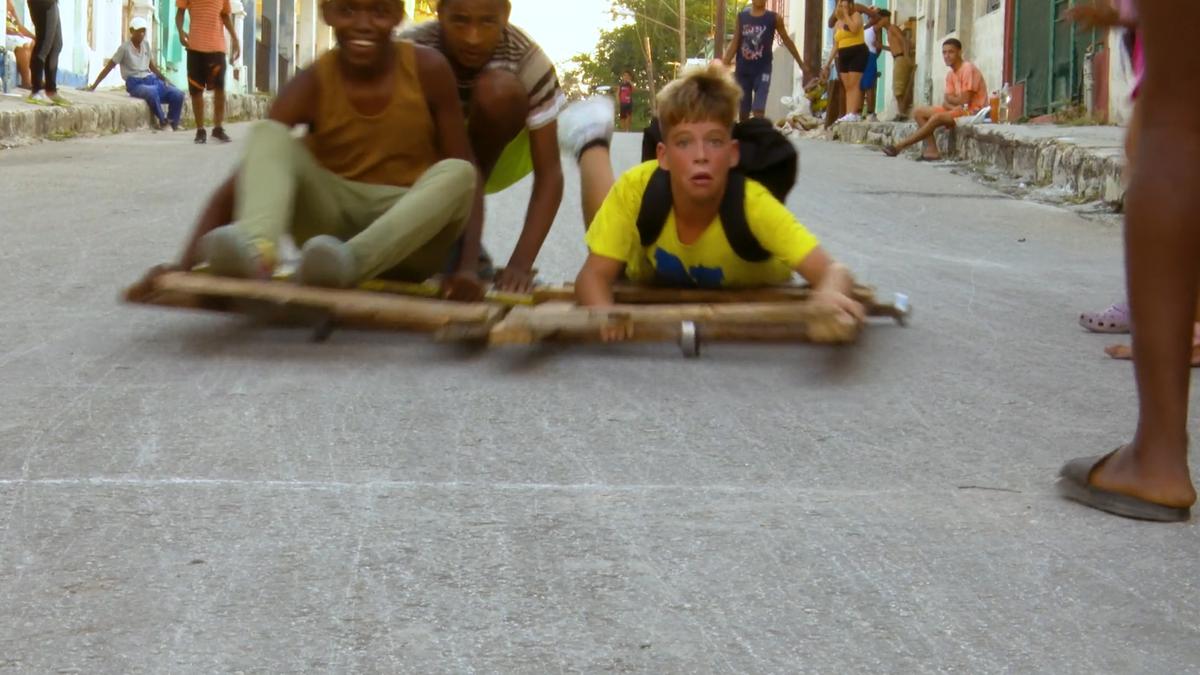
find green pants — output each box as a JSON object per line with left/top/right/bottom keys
{"left": 233, "top": 121, "right": 476, "bottom": 282}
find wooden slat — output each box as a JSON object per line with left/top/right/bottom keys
{"left": 488, "top": 301, "right": 859, "bottom": 346}
{"left": 125, "top": 271, "right": 506, "bottom": 332}
{"left": 531, "top": 283, "right": 879, "bottom": 306}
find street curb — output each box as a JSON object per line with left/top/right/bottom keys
{"left": 0, "top": 93, "right": 270, "bottom": 148}
{"left": 825, "top": 121, "right": 1127, "bottom": 207}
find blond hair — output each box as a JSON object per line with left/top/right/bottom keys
{"left": 656, "top": 62, "right": 742, "bottom": 136}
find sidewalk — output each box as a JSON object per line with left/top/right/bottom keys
{"left": 824, "top": 120, "right": 1127, "bottom": 207}
{"left": 0, "top": 87, "right": 269, "bottom": 148}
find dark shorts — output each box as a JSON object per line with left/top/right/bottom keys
{"left": 735, "top": 69, "right": 772, "bottom": 116}
{"left": 186, "top": 50, "right": 227, "bottom": 94}
{"left": 619, "top": 103, "right": 633, "bottom": 119}
{"left": 837, "top": 43, "right": 870, "bottom": 74}
{"left": 861, "top": 52, "right": 880, "bottom": 90}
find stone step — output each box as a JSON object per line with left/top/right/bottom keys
{"left": 826, "top": 121, "right": 1127, "bottom": 207}
{"left": 0, "top": 90, "right": 269, "bottom": 148}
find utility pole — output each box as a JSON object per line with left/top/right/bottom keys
{"left": 679, "top": 0, "right": 687, "bottom": 65}
{"left": 644, "top": 35, "right": 658, "bottom": 113}
{"left": 714, "top": 0, "right": 726, "bottom": 60}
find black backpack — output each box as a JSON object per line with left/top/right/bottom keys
{"left": 638, "top": 117, "right": 799, "bottom": 262}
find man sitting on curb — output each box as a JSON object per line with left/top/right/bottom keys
{"left": 881, "top": 38, "right": 985, "bottom": 160}
{"left": 86, "top": 17, "right": 185, "bottom": 131}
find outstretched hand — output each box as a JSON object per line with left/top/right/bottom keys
{"left": 808, "top": 289, "right": 866, "bottom": 343}
{"left": 440, "top": 271, "right": 485, "bottom": 302}
{"left": 492, "top": 266, "right": 538, "bottom": 294}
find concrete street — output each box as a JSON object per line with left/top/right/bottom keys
{"left": 1, "top": 126, "right": 1197, "bottom": 673}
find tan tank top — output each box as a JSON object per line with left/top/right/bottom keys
{"left": 305, "top": 42, "right": 438, "bottom": 187}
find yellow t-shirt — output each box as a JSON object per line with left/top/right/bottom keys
{"left": 585, "top": 161, "right": 820, "bottom": 288}
{"left": 835, "top": 24, "right": 866, "bottom": 50}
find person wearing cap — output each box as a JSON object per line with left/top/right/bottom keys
{"left": 87, "top": 16, "right": 185, "bottom": 131}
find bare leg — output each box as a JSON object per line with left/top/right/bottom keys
{"left": 191, "top": 92, "right": 205, "bottom": 129}
{"left": 213, "top": 89, "right": 225, "bottom": 128}
{"left": 16, "top": 44, "right": 32, "bottom": 88}
{"left": 842, "top": 72, "right": 863, "bottom": 114}
{"left": 1083, "top": 0, "right": 1200, "bottom": 512}
{"left": 578, "top": 145, "right": 615, "bottom": 229}
{"left": 467, "top": 69, "right": 527, "bottom": 178}
{"left": 891, "top": 107, "right": 954, "bottom": 157}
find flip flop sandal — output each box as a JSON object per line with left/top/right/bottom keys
{"left": 915, "top": 155, "right": 941, "bottom": 162}
{"left": 1079, "top": 303, "right": 1130, "bottom": 333}
{"left": 1057, "top": 451, "right": 1191, "bottom": 522}
{"left": 881, "top": 145, "right": 899, "bottom": 157}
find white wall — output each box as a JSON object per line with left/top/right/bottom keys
{"left": 971, "top": 3, "right": 1003, "bottom": 95}
{"left": 1106, "top": 28, "right": 1135, "bottom": 124}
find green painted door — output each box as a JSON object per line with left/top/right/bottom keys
{"left": 869, "top": 0, "right": 886, "bottom": 114}
{"left": 158, "top": 0, "right": 186, "bottom": 89}
{"left": 1014, "top": 0, "right": 1102, "bottom": 117}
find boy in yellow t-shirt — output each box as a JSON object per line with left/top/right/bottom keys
{"left": 555, "top": 63, "right": 864, "bottom": 340}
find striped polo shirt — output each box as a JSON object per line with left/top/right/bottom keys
{"left": 399, "top": 21, "right": 566, "bottom": 130}
{"left": 176, "top": 0, "right": 230, "bottom": 53}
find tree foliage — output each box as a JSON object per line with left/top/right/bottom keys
{"left": 566, "top": 0, "right": 743, "bottom": 124}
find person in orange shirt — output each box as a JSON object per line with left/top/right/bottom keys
{"left": 176, "top": 0, "right": 240, "bottom": 144}
{"left": 881, "top": 38, "right": 986, "bottom": 160}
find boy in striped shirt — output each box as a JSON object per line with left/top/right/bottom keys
{"left": 399, "top": 0, "right": 566, "bottom": 293}
{"left": 176, "top": 0, "right": 241, "bottom": 144}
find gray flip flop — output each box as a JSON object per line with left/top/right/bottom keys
{"left": 1057, "top": 451, "right": 1192, "bottom": 522}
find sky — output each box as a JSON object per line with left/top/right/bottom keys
{"left": 508, "top": 0, "right": 624, "bottom": 68}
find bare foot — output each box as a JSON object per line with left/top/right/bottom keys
{"left": 1089, "top": 444, "right": 1197, "bottom": 509}
{"left": 1105, "top": 322, "right": 1200, "bottom": 365}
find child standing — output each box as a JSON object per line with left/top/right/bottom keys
{"left": 617, "top": 71, "right": 635, "bottom": 132}
{"left": 176, "top": 0, "right": 240, "bottom": 143}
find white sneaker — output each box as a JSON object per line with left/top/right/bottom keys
{"left": 25, "top": 91, "right": 53, "bottom": 106}
{"left": 297, "top": 235, "right": 358, "bottom": 289}
{"left": 836, "top": 113, "right": 862, "bottom": 123}
{"left": 557, "top": 95, "right": 614, "bottom": 159}
{"left": 202, "top": 225, "right": 275, "bottom": 280}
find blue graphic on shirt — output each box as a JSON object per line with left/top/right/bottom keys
{"left": 653, "top": 248, "right": 726, "bottom": 288}
{"left": 736, "top": 9, "right": 777, "bottom": 73}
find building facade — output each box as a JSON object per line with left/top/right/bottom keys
{"left": 4, "top": 0, "right": 338, "bottom": 96}
{"left": 779, "top": 0, "right": 1134, "bottom": 124}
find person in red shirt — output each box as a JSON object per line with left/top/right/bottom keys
{"left": 881, "top": 38, "right": 985, "bottom": 160}
{"left": 176, "top": 0, "right": 240, "bottom": 144}
{"left": 617, "top": 71, "right": 634, "bottom": 132}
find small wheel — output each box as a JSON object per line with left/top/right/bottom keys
{"left": 311, "top": 317, "right": 336, "bottom": 343}
{"left": 892, "top": 293, "right": 911, "bottom": 327}
{"left": 679, "top": 321, "right": 700, "bottom": 358}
